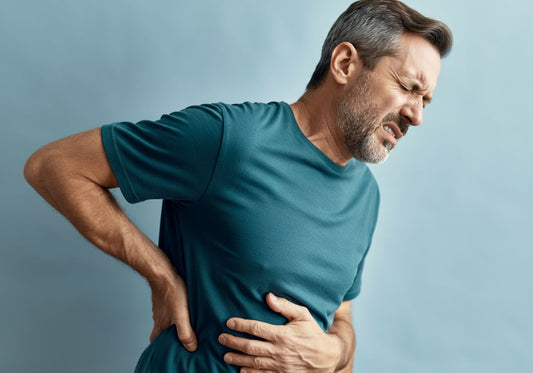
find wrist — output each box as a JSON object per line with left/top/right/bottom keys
{"left": 335, "top": 334, "right": 344, "bottom": 371}
{"left": 145, "top": 258, "right": 180, "bottom": 291}
{"left": 326, "top": 332, "right": 343, "bottom": 372}
{"left": 131, "top": 243, "right": 178, "bottom": 289}
{"left": 322, "top": 333, "right": 344, "bottom": 373}
{"left": 148, "top": 268, "right": 178, "bottom": 289}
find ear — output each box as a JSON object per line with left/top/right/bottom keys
{"left": 329, "top": 42, "right": 362, "bottom": 85}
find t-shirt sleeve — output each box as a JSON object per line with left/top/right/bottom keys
{"left": 343, "top": 182, "right": 380, "bottom": 301}
{"left": 343, "top": 253, "right": 368, "bottom": 301}
{"left": 101, "top": 103, "right": 223, "bottom": 203}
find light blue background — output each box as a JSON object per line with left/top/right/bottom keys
{"left": 2, "top": 1, "right": 531, "bottom": 372}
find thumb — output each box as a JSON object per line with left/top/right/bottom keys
{"left": 266, "top": 293, "right": 311, "bottom": 322}
{"left": 174, "top": 306, "right": 198, "bottom": 352}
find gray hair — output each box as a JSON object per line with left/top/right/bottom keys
{"left": 306, "top": 0, "right": 453, "bottom": 90}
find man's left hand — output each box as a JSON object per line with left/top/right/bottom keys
{"left": 218, "top": 293, "right": 341, "bottom": 372}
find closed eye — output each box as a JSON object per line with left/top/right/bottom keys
{"left": 404, "top": 84, "right": 432, "bottom": 108}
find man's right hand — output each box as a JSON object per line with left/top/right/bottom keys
{"left": 149, "top": 272, "right": 198, "bottom": 351}
{"left": 24, "top": 128, "right": 198, "bottom": 352}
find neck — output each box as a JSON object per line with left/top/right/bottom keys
{"left": 290, "top": 87, "right": 352, "bottom": 166}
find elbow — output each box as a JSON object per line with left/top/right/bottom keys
{"left": 24, "top": 151, "right": 42, "bottom": 188}
{"left": 24, "top": 148, "right": 50, "bottom": 190}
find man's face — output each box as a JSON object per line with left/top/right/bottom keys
{"left": 336, "top": 33, "right": 442, "bottom": 164}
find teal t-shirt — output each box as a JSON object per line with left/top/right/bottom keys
{"left": 101, "top": 101, "right": 379, "bottom": 372}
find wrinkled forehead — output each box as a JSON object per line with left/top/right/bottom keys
{"left": 394, "top": 33, "right": 442, "bottom": 91}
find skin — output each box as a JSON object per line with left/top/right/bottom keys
{"left": 23, "top": 33, "right": 441, "bottom": 373}
{"left": 218, "top": 33, "right": 441, "bottom": 372}
{"left": 291, "top": 33, "right": 441, "bottom": 167}
{"left": 219, "top": 294, "right": 354, "bottom": 373}
{"left": 23, "top": 129, "right": 199, "bottom": 351}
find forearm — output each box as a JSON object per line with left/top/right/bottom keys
{"left": 25, "top": 129, "right": 198, "bottom": 348}
{"left": 24, "top": 135, "right": 176, "bottom": 286}
{"left": 328, "top": 306, "right": 356, "bottom": 372}
{"left": 335, "top": 338, "right": 354, "bottom": 373}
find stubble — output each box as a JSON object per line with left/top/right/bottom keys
{"left": 336, "top": 70, "right": 391, "bottom": 164}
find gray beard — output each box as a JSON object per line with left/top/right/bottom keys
{"left": 336, "top": 71, "right": 391, "bottom": 164}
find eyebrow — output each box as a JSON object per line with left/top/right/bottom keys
{"left": 408, "top": 74, "right": 432, "bottom": 105}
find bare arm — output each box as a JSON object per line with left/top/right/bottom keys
{"left": 24, "top": 128, "right": 197, "bottom": 349}
{"left": 329, "top": 301, "right": 356, "bottom": 372}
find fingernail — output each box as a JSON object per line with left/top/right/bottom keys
{"left": 270, "top": 293, "right": 278, "bottom": 302}
{"left": 185, "top": 342, "right": 197, "bottom": 351}
{"left": 218, "top": 335, "right": 225, "bottom": 344}
{"left": 227, "top": 319, "right": 235, "bottom": 328}
{"left": 224, "top": 354, "right": 233, "bottom": 363}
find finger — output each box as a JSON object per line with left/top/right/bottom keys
{"left": 174, "top": 305, "right": 198, "bottom": 351}
{"left": 218, "top": 333, "right": 274, "bottom": 357}
{"left": 226, "top": 318, "right": 279, "bottom": 341}
{"left": 223, "top": 352, "right": 277, "bottom": 371}
{"left": 266, "top": 293, "right": 311, "bottom": 322}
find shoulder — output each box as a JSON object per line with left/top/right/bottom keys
{"left": 165, "top": 103, "right": 224, "bottom": 125}
{"left": 214, "top": 101, "right": 287, "bottom": 120}
{"left": 211, "top": 101, "right": 290, "bottom": 146}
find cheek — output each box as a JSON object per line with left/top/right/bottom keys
{"left": 367, "top": 89, "right": 398, "bottom": 115}
{"left": 379, "top": 95, "right": 404, "bottom": 117}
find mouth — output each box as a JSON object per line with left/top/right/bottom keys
{"left": 382, "top": 122, "right": 403, "bottom": 140}
{"left": 381, "top": 123, "right": 403, "bottom": 149}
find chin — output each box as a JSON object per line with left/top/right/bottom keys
{"left": 364, "top": 153, "right": 390, "bottom": 164}
{"left": 351, "top": 140, "right": 391, "bottom": 164}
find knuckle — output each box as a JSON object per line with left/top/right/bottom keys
{"left": 252, "top": 356, "right": 263, "bottom": 369}
{"left": 177, "top": 330, "right": 193, "bottom": 343}
{"left": 180, "top": 335, "right": 194, "bottom": 344}
{"left": 243, "top": 343, "right": 255, "bottom": 355}
{"left": 278, "top": 336, "right": 290, "bottom": 347}
{"left": 251, "top": 323, "right": 262, "bottom": 336}
{"left": 277, "top": 332, "right": 292, "bottom": 345}
{"left": 296, "top": 304, "right": 309, "bottom": 315}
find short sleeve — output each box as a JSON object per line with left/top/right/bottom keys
{"left": 343, "top": 252, "right": 368, "bottom": 301}
{"left": 101, "top": 103, "right": 223, "bottom": 203}
{"left": 343, "top": 182, "right": 380, "bottom": 301}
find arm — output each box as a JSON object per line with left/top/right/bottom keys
{"left": 329, "top": 301, "right": 356, "bottom": 372}
{"left": 24, "top": 128, "right": 197, "bottom": 349}
{"left": 219, "top": 293, "right": 356, "bottom": 372}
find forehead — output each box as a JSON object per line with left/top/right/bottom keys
{"left": 381, "top": 33, "right": 442, "bottom": 91}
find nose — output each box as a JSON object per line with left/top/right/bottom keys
{"left": 400, "top": 98, "right": 424, "bottom": 126}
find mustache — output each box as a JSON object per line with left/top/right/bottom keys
{"left": 382, "top": 113, "right": 409, "bottom": 136}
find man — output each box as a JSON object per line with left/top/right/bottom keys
{"left": 24, "top": 0, "right": 452, "bottom": 371}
